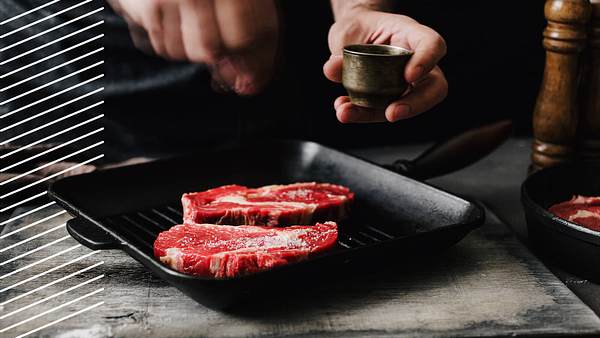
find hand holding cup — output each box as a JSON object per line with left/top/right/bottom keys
{"left": 323, "top": 9, "right": 448, "bottom": 123}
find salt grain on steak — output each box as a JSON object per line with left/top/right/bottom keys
{"left": 154, "top": 222, "right": 338, "bottom": 278}
{"left": 182, "top": 183, "right": 353, "bottom": 226}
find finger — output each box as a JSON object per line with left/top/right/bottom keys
{"left": 214, "top": 0, "right": 278, "bottom": 52}
{"left": 214, "top": 0, "right": 279, "bottom": 95}
{"left": 233, "top": 56, "right": 266, "bottom": 95}
{"left": 336, "top": 102, "right": 387, "bottom": 124}
{"left": 385, "top": 67, "right": 448, "bottom": 122}
{"left": 211, "top": 57, "right": 237, "bottom": 93}
{"left": 400, "top": 25, "right": 447, "bottom": 83}
{"left": 211, "top": 55, "right": 269, "bottom": 95}
{"left": 216, "top": 46, "right": 277, "bottom": 95}
{"left": 107, "top": 1, "right": 154, "bottom": 53}
{"left": 121, "top": 15, "right": 154, "bottom": 54}
{"left": 180, "top": 0, "right": 223, "bottom": 63}
{"left": 207, "top": 57, "right": 230, "bottom": 92}
{"left": 142, "top": 2, "right": 166, "bottom": 57}
{"left": 229, "top": 55, "right": 258, "bottom": 95}
{"left": 323, "top": 54, "right": 343, "bottom": 83}
{"left": 106, "top": 0, "right": 123, "bottom": 15}
{"left": 161, "top": 3, "right": 186, "bottom": 60}
{"left": 113, "top": 0, "right": 144, "bottom": 24}
{"left": 334, "top": 96, "right": 350, "bottom": 110}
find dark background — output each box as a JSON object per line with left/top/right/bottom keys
{"left": 0, "top": 0, "right": 547, "bottom": 161}
{"left": 104, "top": 0, "right": 546, "bottom": 156}
{"left": 277, "top": 0, "right": 546, "bottom": 145}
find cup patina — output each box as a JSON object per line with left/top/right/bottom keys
{"left": 342, "top": 44, "right": 414, "bottom": 109}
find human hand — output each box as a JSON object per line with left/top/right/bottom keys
{"left": 107, "top": 0, "right": 280, "bottom": 95}
{"left": 324, "top": 8, "right": 448, "bottom": 123}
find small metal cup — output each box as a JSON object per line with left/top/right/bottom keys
{"left": 342, "top": 44, "right": 414, "bottom": 109}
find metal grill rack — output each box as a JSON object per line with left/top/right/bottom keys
{"left": 100, "top": 204, "right": 401, "bottom": 254}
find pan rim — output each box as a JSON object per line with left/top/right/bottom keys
{"left": 521, "top": 163, "right": 600, "bottom": 246}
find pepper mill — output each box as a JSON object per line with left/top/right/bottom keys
{"left": 532, "top": 0, "right": 592, "bottom": 171}
{"left": 579, "top": 0, "right": 600, "bottom": 163}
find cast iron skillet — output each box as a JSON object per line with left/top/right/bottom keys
{"left": 522, "top": 162, "right": 600, "bottom": 281}
{"left": 49, "top": 121, "right": 511, "bottom": 309}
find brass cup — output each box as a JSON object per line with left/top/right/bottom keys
{"left": 342, "top": 44, "right": 414, "bottom": 109}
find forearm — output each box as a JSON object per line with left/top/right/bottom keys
{"left": 330, "top": 0, "right": 393, "bottom": 20}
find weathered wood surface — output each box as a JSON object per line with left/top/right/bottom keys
{"left": 1, "top": 192, "right": 600, "bottom": 337}
{"left": 355, "top": 138, "right": 600, "bottom": 316}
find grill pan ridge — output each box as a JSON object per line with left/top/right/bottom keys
{"left": 49, "top": 140, "right": 484, "bottom": 308}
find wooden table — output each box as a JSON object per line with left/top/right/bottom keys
{"left": 2, "top": 138, "right": 600, "bottom": 338}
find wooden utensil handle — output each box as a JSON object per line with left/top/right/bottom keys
{"left": 388, "top": 120, "right": 513, "bottom": 180}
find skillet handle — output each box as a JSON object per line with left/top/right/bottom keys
{"left": 66, "top": 218, "right": 121, "bottom": 250}
{"left": 386, "top": 120, "right": 513, "bottom": 180}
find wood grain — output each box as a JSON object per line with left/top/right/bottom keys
{"left": 532, "top": 0, "right": 592, "bottom": 170}
{"left": 1, "top": 204, "right": 600, "bottom": 337}
{"left": 579, "top": 0, "right": 600, "bottom": 163}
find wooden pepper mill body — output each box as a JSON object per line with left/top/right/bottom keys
{"left": 579, "top": 0, "right": 600, "bottom": 163}
{"left": 532, "top": 0, "right": 592, "bottom": 170}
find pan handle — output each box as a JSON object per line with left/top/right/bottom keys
{"left": 66, "top": 218, "right": 121, "bottom": 250}
{"left": 385, "top": 120, "right": 513, "bottom": 180}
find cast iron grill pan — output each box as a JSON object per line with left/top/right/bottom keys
{"left": 49, "top": 140, "right": 484, "bottom": 309}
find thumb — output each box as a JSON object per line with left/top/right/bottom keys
{"left": 323, "top": 54, "right": 343, "bottom": 83}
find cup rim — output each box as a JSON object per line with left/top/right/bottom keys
{"left": 343, "top": 44, "right": 414, "bottom": 57}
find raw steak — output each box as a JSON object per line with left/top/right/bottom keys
{"left": 182, "top": 183, "right": 354, "bottom": 226}
{"left": 154, "top": 222, "right": 338, "bottom": 278}
{"left": 549, "top": 195, "right": 600, "bottom": 231}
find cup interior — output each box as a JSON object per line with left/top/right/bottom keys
{"left": 343, "top": 44, "right": 413, "bottom": 57}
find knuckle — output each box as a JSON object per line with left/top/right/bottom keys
{"left": 199, "top": 44, "right": 222, "bottom": 63}
{"left": 222, "top": 37, "right": 254, "bottom": 53}
{"left": 417, "top": 25, "right": 447, "bottom": 57}
{"left": 397, "top": 14, "right": 419, "bottom": 25}
{"left": 432, "top": 32, "right": 447, "bottom": 56}
{"left": 188, "top": 43, "right": 222, "bottom": 64}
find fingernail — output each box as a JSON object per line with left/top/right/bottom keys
{"left": 388, "top": 104, "right": 411, "bottom": 122}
